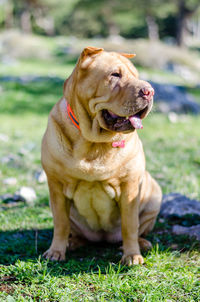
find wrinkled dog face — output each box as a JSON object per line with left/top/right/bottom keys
{"left": 74, "top": 47, "right": 154, "bottom": 133}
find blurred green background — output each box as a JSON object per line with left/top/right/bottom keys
{"left": 1, "top": 0, "right": 200, "bottom": 44}
{"left": 0, "top": 0, "right": 200, "bottom": 82}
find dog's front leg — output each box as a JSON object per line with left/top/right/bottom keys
{"left": 43, "top": 178, "right": 70, "bottom": 261}
{"left": 120, "top": 181, "right": 144, "bottom": 266}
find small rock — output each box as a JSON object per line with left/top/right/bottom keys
{"left": 0, "top": 194, "right": 14, "bottom": 203}
{"left": 160, "top": 193, "right": 200, "bottom": 218}
{"left": 150, "top": 81, "right": 200, "bottom": 114}
{"left": 0, "top": 193, "right": 25, "bottom": 203}
{"left": 168, "top": 112, "right": 178, "bottom": 123}
{"left": 18, "top": 186, "right": 37, "bottom": 204}
{"left": 35, "top": 170, "right": 47, "bottom": 183}
{"left": 1, "top": 154, "right": 16, "bottom": 164}
{"left": 172, "top": 224, "right": 200, "bottom": 241}
{"left": 0, "top": 154, "right": 21, "bottom": 168}
{"left": 3, "top": 177, "right": 17, "bottom": 186}
{"left": 6, "top": 295, "right": 15, "bottom": 302}
{"left": 170, "top": 243, "right": 178, "bottom": 250}
{"left": 13, "top": 194, "right": 26, "bottom": 202}
{"left": 19, "top": 142, "right": 36, "bottom": 156}
{"left": 0, "top": 133, "right": 9, "bottom": 142}
{"left": 18, "top": 147, "right": 29, "bottom": 156}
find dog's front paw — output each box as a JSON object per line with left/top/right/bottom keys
{"left": 43, "top": 248, "right": 66, "bottom": 261}
{"left": 121, "top": 254, "right": 144, "bottom": 266}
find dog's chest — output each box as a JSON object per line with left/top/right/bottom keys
{"left": 65, "top": 180, "right": 121, "bottom": 232}
{"left": 73, "top": 157, "right": 120, "bottom": 180}
{"left": 67, "top": 145, "right": 130, "bottom": 182}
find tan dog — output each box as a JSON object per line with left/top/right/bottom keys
{"left": 41, "top": 47, "right": 162, "bottom": 265}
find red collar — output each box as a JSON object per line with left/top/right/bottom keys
{"left": 66, "top": 100, "right": 125, "bottom": 148}
{"left": 66, "top": 101, "right": 80, "bottom": 130}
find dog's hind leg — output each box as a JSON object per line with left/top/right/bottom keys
{"left": 138, "top": 171, "right": 162, "bottom": 244}
{"left": 68, "top": 223, "right": 88, "bottom": 251}
{"left": 138, "top": 237, "right": 152, "bottom": 251}
{"left": 68, "top": 233, "right": 88, "bottom": 251}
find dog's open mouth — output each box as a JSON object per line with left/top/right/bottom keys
{"left": 102, "top": 106, "right": 148, "bottom": 132}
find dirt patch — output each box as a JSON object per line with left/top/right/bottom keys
{"left": 0, "top": 283, "right": 14, "bottom": 294}
{"left": 0, "top": 275, "right": 17, "bottom": 283}
{"left": 0, "top": 275, "right": 17, "bottom": 294}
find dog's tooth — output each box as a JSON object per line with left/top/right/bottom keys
{"left": 126, "top": 116, "right": 129, "bottom": 120}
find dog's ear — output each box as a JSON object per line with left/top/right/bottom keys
{"left": 82, "top": 46, "right": 104, "bottom": 57}
{"left": 80, "top": 46, "right": 104, "bottom": 69}
{"left": 120, "top": 53, "right": 136, "bottom": 59}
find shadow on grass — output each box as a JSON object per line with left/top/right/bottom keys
{"left": 0, "top": 228, "right": 123, "bottom": 274}
{"left": 0, "top": 219, "right": 199, "bottom": 276}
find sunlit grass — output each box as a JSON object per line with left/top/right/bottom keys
{"left": 0, "top": 58, "right": 74, "bottom": 79}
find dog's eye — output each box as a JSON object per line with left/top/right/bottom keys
{"left": 111, "top": 72, "right": 121, "bottom": 78}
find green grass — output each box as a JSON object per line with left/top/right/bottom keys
{"left": 0, "top": 58, "right": 75, "bottom": 79}
{"left": 188, "top": 87, "right": 200, "bottom": 104}
{"left": 0, "top": 67, "right": 200, "bottom": 301}
{"left": 0, "top": 251, "right": 199, "bottom": 301}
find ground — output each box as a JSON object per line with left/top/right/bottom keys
{"left": 0, "top": 39, "right": 200, "bottom": 301}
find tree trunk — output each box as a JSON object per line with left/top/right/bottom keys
{"left": 176, "top": 0, "right": 188, "bottom": 47}
{"left": 107, "top": 22, "right": 120, "bottom": 37}
{"left": 20, "top": 11, "right": 32, "bottom": 33}
{"left": 176, "top": 0, "right": 200, "bottom": 47}
{"left": 146, "top": 15, "right": 159, "bottom": 41}
{"left": 5, "top": 2, "right": 14, "bottom": 28}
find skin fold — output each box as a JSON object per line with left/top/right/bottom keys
{"left": 41, "top": 47, "right": 162, "bottom": 266}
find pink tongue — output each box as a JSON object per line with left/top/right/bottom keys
{"left": 129, "top": 116, "right": 143, "bottom": 129}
